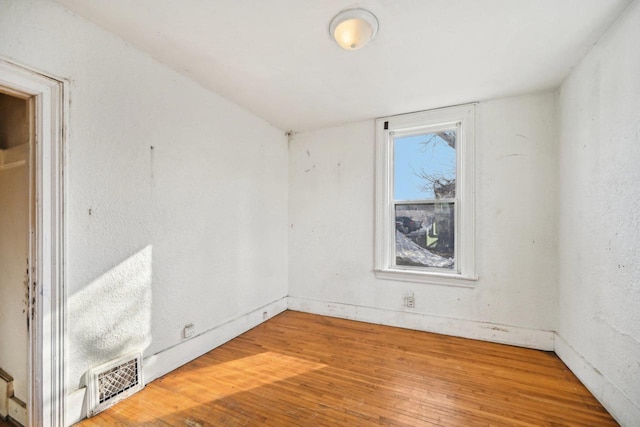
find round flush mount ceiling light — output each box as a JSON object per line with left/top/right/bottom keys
{"left": 329, "top": 8, "right": 379, "bottom": 50}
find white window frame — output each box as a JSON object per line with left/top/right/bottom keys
{"left": 374, "top": 104, "right": 477, "bottom": 286}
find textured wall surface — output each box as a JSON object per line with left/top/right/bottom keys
{"left": 0, "top": 0, "right": 288, "bottom": 391}
{"left": 2, "top": 1, "right": 638, "bottom": 425}
{"left": 288, "top": 92, "right": 558, "bottom": 332}
{"left": 558, "top": 0, "right": 640, "bottom": 422}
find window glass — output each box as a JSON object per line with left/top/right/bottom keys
{"left": 395, "top": 203, "right": 454, "bottom": 269}
{"left": 393, "top": 131, "right": 456, "bottom": 269}
{"left": 394, "top": 132, "right": 456, "bottom": 200}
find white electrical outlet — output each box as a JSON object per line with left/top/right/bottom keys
{"left": 183, "top": 323, "right": 195, "bottom": 339}
{"left": 404, "top": 294, "right": 415, "bottom": 308}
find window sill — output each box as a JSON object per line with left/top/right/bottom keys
{"left": 374, "top": 268, "right": 478, "bottom": 288}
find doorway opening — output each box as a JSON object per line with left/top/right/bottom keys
{"left": 0, "top": 90, "right": 32, "bottom": 427}
{"left": 0, "top": 59, "right": 65, "bottom": 427}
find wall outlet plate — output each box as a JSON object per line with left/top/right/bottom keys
{"left": 183, "top": 323, "right": 195, "bottom": 339}
{"left": 404, "top": 295, "right": 415, "bottom": 308}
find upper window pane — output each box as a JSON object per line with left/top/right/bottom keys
{"left": 393, "top": 131, "right": 456, "bottom": 200}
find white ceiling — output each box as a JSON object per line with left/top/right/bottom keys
{"left": 55, "top": 0, "right": 631, "bottom": 132}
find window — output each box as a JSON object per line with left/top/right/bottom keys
{"left": 375, "top": 104, "right": 476, "bottom": 285}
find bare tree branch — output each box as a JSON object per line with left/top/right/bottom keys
{"left": 419, "top": 131, "right": 455, "bottom": 150}
{"left": 412, "top": 131, "right": 456, "bottom": 198}
{"left": 435, "top": 131, "right": 456, "bottom": 149}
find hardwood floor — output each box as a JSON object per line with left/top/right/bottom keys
{"left": 77, "top": 311, "right": 617, "bottom": 426}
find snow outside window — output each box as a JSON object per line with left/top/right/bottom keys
{"left": 374, "top": 104, "right": 477, "bottom": 286}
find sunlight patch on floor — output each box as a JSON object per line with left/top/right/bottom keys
{"left": 107, "top": 351, "right": 327, "bottom": 423}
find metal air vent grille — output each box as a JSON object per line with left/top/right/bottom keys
{"left": 87, "top": 353, "right": 144, "bottom": 416}
{"left": 98, "top": 358, "right": 139, "bottom": 403}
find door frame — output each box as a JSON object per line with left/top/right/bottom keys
{"left": 0, "top": 58, "right": 66, "bottom": 427}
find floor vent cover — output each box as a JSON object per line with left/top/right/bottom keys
{"left": 87, "top": 353, "right": 143, "bottom": 417}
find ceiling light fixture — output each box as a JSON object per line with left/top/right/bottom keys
{"left": 329, "top": 8, "right": 379, "bottom": 51}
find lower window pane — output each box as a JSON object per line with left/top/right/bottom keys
{"left": 395, "top": 203, "right": 454, "bottom": 269}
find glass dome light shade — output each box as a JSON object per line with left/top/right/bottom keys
{"left": 329, "top": 9, "right": 379, "bottom": 50}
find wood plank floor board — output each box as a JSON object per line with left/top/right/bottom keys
{"left": 76, "top": 311, "right": 618, "bottom": 426}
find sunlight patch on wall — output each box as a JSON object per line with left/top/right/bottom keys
{"left": 68, "top": 245, "right": 153, "bottom": 390}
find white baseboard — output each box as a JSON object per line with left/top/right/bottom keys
{"left": 554, "top": 333, "right": 640, "bottom": 427}
{"left": 65, "top": 387, "right": 86, "bottom": 426}
{"left": 287, "top": 297, "right": 554, "bottom": 351}
{"left": 143, "top": 297, "right": 287, "bottom": 384}
{"left": 0, "top": 372, "right": 11, "bottom": 418}
{"left": 64, "top": 296, "right": 287, "bottom": 426}
{"left": 7, "top": 396, "right": 27, "bottom": 426}
{"left": 142, "top": 297, "right": 287, "bottom": 383}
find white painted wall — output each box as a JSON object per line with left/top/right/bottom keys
{"left": 289, "top": 93, "right": 558, "bottom": 345}
{"left": 557, "top": 1, "right": 640, "bottom": 424}
{"left": 0, "top": 143, "right": 29, "bottom": 404}
{"left": 0, "top": 0, "right": 288, "bottom": 396}
{"left": 1, "top": 1, "right": 636, "bottom": 425}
